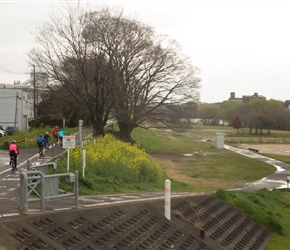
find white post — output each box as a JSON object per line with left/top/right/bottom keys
{"left": 67, "top": 148, "right": 70, "bottom": 172}
{"left": 79, "top": 119, "right": 83, "bottom": 150}
{"left": 82, "top": 149, "right": 86, "bottom": 177}
{"left": 165, "top": 179, "right": 171, "bottom": 220}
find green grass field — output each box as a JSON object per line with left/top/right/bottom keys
{"left": 131, "top": 125, "right": 290, "bottom": 250}
{"left": 1, "top": 124, "right": 290, "bottom": 249}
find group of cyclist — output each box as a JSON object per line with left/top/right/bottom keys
{"left": 8, "top": 126, "right": 67, "bottom": 170}
{"left": 37, "top": 126, "right": 67, "bottom": 155}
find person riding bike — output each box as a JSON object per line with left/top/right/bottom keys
{"left": 44, "top": 131, "right": 51, "bottom": 150}
{"left": 8, "top": 140, "right": 20, "bottom": 170}
{"left": 37, "top": 134, "right": 46, "bottom": 156}
{"left": 57, "top": 129, "right": 67, "bottom": 148}
{"left": 52, "top": 126, "right": 59, "bottom": 144}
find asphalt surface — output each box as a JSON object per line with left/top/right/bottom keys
{"left": 225, "top": 144, "right": 290, "bottom": 191}
{"left": 0, "top": 142, "right": 290, "bottom": 219}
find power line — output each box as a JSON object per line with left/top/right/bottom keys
{"left": 0, "top": 65, "right": 28, "bottom": 75}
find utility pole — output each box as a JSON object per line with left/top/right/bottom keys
{"left": 14, "top": 92, "right": 21, "bottom": 127}
{"left": 14, "top": 92, "right": 19, "bottom": 128}
{"left": 33, "top": 65, "right": 36, "bottom": 119}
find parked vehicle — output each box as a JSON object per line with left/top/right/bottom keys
{"left": 6, "top": 126, "right": 19, "bottom": 135}
{"left": 0, "top": 129, "right": 6, "bottom": 137}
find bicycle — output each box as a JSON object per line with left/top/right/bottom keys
{"left": 39, "top": 147, "right": 45, "bottom": 159}
{"left": 44, "top": 141, "right": 50, "bottom": 150}
{"left": 51, "top": 141, "right": 55, "bottom": 158}
{"left": 53, "top": 136, "right": 58, "bottom": 146}
{"left": 10, "top": 155, "right": 17, "bottom": 174}
{"left": 59, "top": 137, "right": 63, "bottom": 148}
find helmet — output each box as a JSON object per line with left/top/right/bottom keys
{"left": 11, "top": 140, "right": 16, "bottom": 143}
{"left": 46, "top": 131, "right": 49, "bottom": 134}
{"left": 40, "top": 134, "right": 43, "bottom": 137}
{"left": 55, "top": 126, "right": 58, "bottom": 128}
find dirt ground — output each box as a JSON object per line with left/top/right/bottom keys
{"left": 237, "top": 144, "right": 290, "bottom": 156}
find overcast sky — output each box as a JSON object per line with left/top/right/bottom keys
{"left": 0, "top": 0, "right": 290, "bottom": 103}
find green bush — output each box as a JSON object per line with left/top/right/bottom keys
{"left": 57, "top": 134, "right": 165, "bottom": 193}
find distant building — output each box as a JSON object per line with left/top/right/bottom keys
{"left": 229, "top": 92, "right": 265, "bottom": 103}
{"left": 0, "top": 72, "right": 50, "bottom": 131}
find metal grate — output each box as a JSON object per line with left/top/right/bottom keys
{"left": 4, "top": 195, "right": 272, "bottom": 250}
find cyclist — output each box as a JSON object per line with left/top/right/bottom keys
{"left": 44, "top": 131, "right": 51, "bottom": 150}
{"left": 52, "top": 126, "right": 59, "bottom": 144}
{"left": 57, "top": 129, "right": 67, "bottom": 147}
{"left": 8, "top": 140, "right": 20, "bottom": 170}
{"left": 37, "top": 134, "right": 46, "bottom": 156}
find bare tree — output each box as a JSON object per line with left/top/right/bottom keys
{"left": 84, "top": 10, "right": 200, "bottom": 142}
{"left": 29, "top": 4, "right": 200, "bottom": 141}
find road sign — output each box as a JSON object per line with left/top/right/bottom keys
{"left": 63, "top": 136, "right": 76, "bottom": 149}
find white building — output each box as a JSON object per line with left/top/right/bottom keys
{"left": 0, "top": 72, "right": 49, "bottom": 131}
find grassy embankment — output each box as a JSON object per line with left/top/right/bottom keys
{"left": 1, "top": 125, "right": 290, "bottom": 249}
{"left": 132, "top": 125, "right": 290, "bottom": 250}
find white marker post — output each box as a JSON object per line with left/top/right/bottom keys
{"left": 82, "top": 149, "right": 86, "bottom": 177}
{"left": 67, "top": 148, "right": 70, "bottom": 171}
{"left": 165, "top": 179, "right": 171, "bottom": 220}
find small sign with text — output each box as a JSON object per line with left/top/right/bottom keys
{"left": 62, "top": 136, "right": 76, "bottom": 149}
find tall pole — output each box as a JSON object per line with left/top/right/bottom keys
{"left": 79, "top": 120, "right": 83, "bottom": 150}
{"left": 33, "top": 65, "right": 36, "bottom": 119}
{"left": 14, "top": 92, "right": 18, "bottom": 128}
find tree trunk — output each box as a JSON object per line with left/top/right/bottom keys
{"left": 90, "top": 111, "right": 105, "bottom": 136}
{"left": 118, "top": 121, "right": 136, "bottom": 144}
{"left": 249, "top": 127, "right": 253, "bottom": 134}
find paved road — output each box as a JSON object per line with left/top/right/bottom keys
{"left": 225, "top": 145, "right": 290, "bottom": 191}
{"left": 0, "top": 145, "right": 67, "bottom": 217}
{"left": 1, "top": 142, "right": 290, "bottom": 219}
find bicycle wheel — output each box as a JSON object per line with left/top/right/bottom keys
{"left": 51, "top": 143, "right": 55, "bottom": 158}
{"left": 40, "top": 149, "right": 45, "bottom": 159}
{"left": 11, "top": 157, "right": 16, "bottom": 174}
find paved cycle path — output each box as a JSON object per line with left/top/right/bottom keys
{"left": 225, "top": 144, "right": 290, "bottom": 191}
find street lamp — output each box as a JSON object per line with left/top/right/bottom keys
{"left": 79, "top": 119, "right": 83, "bottom": 149}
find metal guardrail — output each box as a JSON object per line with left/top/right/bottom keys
{"left": 27, "top": 158, "right": 57, "bottom": 173}
{"left": 19, "top": 170, "right": 78, "bottom": 214}
{"left": 17, "top": 127, "right": 95, "bottom": 214}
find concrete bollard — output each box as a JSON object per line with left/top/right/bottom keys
{"left": 165, "top": 179, "right": 171, "bottom": 220}
{"left": 26, "top": 159, "right": 32, "bottom": 171}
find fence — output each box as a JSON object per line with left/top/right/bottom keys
{"left": 0, "top": 138, "right": 37, "bottom": 147}
{"left": 19, "top": 169, "right": 78, "bottom": 214}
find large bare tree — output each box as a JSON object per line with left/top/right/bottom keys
{"left": 84, "top": 9, "right": 200, "bottom": 141}
{"left": 29, "top": 3, "right": 200, "bottom": 140}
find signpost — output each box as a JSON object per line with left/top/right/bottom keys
{"left": 62, "top": 135, "right": 76, "bottom": 171}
